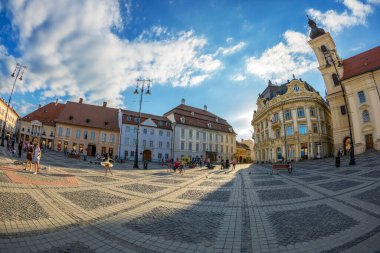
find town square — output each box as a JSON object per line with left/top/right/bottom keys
{"left": 0, "top": 0, "right": 380, "bottom": 252}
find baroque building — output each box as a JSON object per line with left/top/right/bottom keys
{"left": 118, "top": 109, "right": 172, "bottom": 162}
{"left": 307, "top": 18, "right": 380, "bottom": 155}
{"left": 0, "top": 97, "right": 19, "bottom": 139}
{"left": 252, "top": 79, "right": 333, "bottom": 162}
{"left": 164, "top": 99, "right": 236, "bottom": 162}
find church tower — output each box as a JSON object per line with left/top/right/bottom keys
{"left": 307, "top": 18, "right": 353, "bottom": 158}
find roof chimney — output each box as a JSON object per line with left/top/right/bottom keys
{"left": 79, "top": 98, "right": 83, "bottom": 104}
{"left": 103, "top": 101, "right": 107, "bottom": 107}
{"left": 204, "top": 105, "right": 207, "bottom": 111}
{"left": 181, "top": 98, "right": 185, "bottom": 105}
{"left": 55, "top": 99, "right": 58, "bottom": 106}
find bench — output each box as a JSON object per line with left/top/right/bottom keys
{"left": 271, "top": 163, "right": 293, "bottom": 174}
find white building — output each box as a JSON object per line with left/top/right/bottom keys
{"left": 164, "top": 99, "right": 236, "bottom": 162}
{"left": 118, "top": 109, "right": 173, "bottom": 162}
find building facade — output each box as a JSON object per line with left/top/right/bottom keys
{"left": 54, "top": 100, "right": 119, "bottom": 157}
{"left": 252, "top": 79, "right": 333, "bottom": 163}
{"left": 308, "top": 19, "right": 380, "bottom": 155}
{"left": 118, "top": 110, "right": 173, "bottom": 162}
{"left": 241, "top": 139, "right": 254, "bottom": 162}
{"left": 164, "top": 99, "right": 236, "bottom": 162}
{"left": 0, "top": 97, "right": 19, "bottom": 139}
{"left": 235, "top": 141, "right": 251, "bottom": 163}
{"left": 18, "top": 101, "right": 64, "bottom": 148}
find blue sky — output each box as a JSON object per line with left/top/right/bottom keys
{"left": 0, "top": 0, "right": 379, "bottom": 140}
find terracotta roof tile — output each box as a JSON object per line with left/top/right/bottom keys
{"left": 20, "top": 102, "right": 65, "bottom": 126}
{"left": 55, "top": 101, "right": 119, "bottom": 131}
{"left": 121, "top": 110, "right": 172, "bottom": 130}
{"left": 164, "top": 104, "right": 235, "bottom": 134}
{"left": 342, "top": 46, "right": 380, "bottom": 81}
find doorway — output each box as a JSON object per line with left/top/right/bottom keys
{"left": 87, "top": 144, "right": 96, "bottom": 156}
{"left": 143, "top": 150, "right": 152, "bottom": 161}
{"left": 365, "top": 134, "right": 374, "bottom": 150}
{"left": 343, "top": 137, "right": 351, "bottom": 155}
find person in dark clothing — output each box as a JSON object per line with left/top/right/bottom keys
{"left": 18, "top": 141, "right": 23, "bottom": 158}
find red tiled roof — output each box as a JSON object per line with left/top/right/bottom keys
{"left": 236, "top": 141, "right": 250, "bottom": 150}
{"left": 0, "top": 98, "right": 20, "bottom": 118}
{"left": 55, "top": 101, "right": 119, "bottom": 131}
{"left": 341, "top": 46, "right": 380, "bottom": 81}
{"left": 121, "top": 110, "right": 172, "bottom": 130}
{"left": 20, "top": 102, "right": 65, "bottom": 126}
{"left": 164, "top": 104, "right": 235, "bottom": 134}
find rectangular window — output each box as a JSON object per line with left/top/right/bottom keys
{"left": 284, "top": 110, "right": 292, "bottom": 120}
{"left": 203, "top": 132, "right": 206, "bottom": 140}
{"left": 203, "top": 143, "right": 206, "bottom": 151}
{"left": 101, "top": 133, "right": 106, "bottom": 142}
{"left": 125, "top": 138, "right": 129, "bottom": 145}
{"left": 340, "top": 105, "right": 347, "bottom": 115}
{"left": 158, "top": 153, "right": 162, "bottom": 159}
{"left": 150, "top": 129, "right": 154, "bottom": 135}
{"left": 310, "top": 107, "right": 316, "bottom": 117}
{"left": 312, "top": 123, "right": 318, "bottom": 133}
{"left": 196, "top": 143, "right": 199, "bottom": 152}
{"left": 149, "top": 141, "right": 153, "bottom": 147}
{"left": 299, "top": 124, "right": 308, "bottom": 134}
{"left": 143, "top": 128, "right": 147, "bottom": 134}
{"left": 358, "top": 91, "right": 366, "bottom": 103}
{"left": 166, "top": 142, "right": 170, "bottom": 148}
{"left": 221, "top": 145, "right": 224, "bottom": 153}
{"left": 181, "top": 141, "right": 185, "bottom": 150}
{"left": 286, "top": 126, "right": 293, "bottom": 136}
{"left": 133, "top": 139, "right": 137, "bottom": 145}
{"left": 90, "top": 132, "right": 95, "bottom": 140}
{"left": 124, "top": 151, "right": 128, "bottom": 159}
{"left": 209, "top": 144, "right": 212, "bottom": 151}
{"left": 215, "top": 144, "right": 218, "bottom": 152}
{"left": 297, "top": 108, "right": 305, "bottom": 118}
{"left": 221, "top": 135, "right": 224, "bottom": 143}
{"left": 189, "top": 142, "right": 192, "bottom": 151}
{"left": 143, "top": 140, "right": 146, "bottom": 147}
{"left": 58, "top": 127, "right": 63, "bottom": 136}
{"left": 165, "top": 153, "right": 169, "bottom": 160}
{"left": 159, "top": 141, "right": 162, "bottom": 148}
{"left": 65, "top": 128, "right": 71, "bottom": 137}
{"left": 110, "top": 134, "right": 115, "bottom": 143}
{"left": 272, "top": 113, "right": 279, "bottom": 122}
{"left": 83, "top": 131, "right": 88, "bottom": 140}
{"left": 76, "top": 130, "right": 80, "bottom": 139}
{"left": 125, "top": 126, "right": 130, "bottom": 132}
{"left": 275, "top": 129, "right": 280, "bottom": 138}
{"left": 159, "top": 130, "right": 163, "bottom": 136}
{"left": 166, "top": 131, "right": 170, "bottom": 137}
{"left": 131, "top": 151, "right": 134, "bottom": 157}
{"left": 209, "top": 133, "right": 212, "bottom": 141}
{"left": 189, "top": 130, "right": 193, "bottom": 139}
{"left": 181, "top": 128, "right": 185, "bottom": 138}
{"left": 196, "top": 131, "right": 199, "bottom": 140}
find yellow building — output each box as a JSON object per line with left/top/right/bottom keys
{"left": 308, "top": 18, "right": 380, "bottom": 155}
{"left": 0, "top": 97, "right": 19, "bottom": 139}
{"left": 19, "top": 100, "right": 64, "bottom": 148}
{"left": 252, "top": 79, "right": 333, "bottom": 163}
{"left": 235, "top": 140, "right": 251, "bottom": 163}
{"left": 242, "top": 139, "right": 254, "bottom": 162}
{"left": 54, "top": 100, "right": 120, "bottom": 157}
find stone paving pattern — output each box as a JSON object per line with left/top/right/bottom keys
{"left": 0, "top": 147, "right": 379, "bottom": 252}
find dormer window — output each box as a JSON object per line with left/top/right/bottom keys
{"left": 134, "top": 117, "right": 139, "bottom": 123}
{"left": 208, "top": 123, "right": 212, "bottom": 128}
{"left": 43, "top": 110, "right": 47, "bottom": 113}
{"left": 86, "top": 119, "right": 90, "bottom": 123}
{"left": 180, "top": 117, "right": 185, "bottom": 123}
{"left": 215, "top": 118, "right": 219, "bottom": 122}
{"left": 191, "top": 112, "right": 195, "bottom": 116}
{"left": 293, "top": 85, "right": 299, "bottom": 92}
{"left": 127, "top": 116, "right": 131, "bottom": 121}
{"left": 158, "top": 121, "right": 163, "bottom": 126}
{"left": 228, "top": 127, "right": 232, "bottom": 132}
{"left": 166, "top": 122, "right": 171, "bottom": 127}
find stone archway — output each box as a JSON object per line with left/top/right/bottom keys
{"left": 343, "top": 137, "right": 351, "bottom": 155}
{"left": 143, "top": 150, "right": 152, "bottom": 161}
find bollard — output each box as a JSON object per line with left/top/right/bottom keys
{"left": 335, "top": 157, "right": 340, "bottom": 167}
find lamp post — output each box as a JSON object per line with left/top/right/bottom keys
{"left": 323, "top": 49, "right": 356, "bottom": 165}
{"left": 133, "top": 79, "right": 151, "bottom": 169}
{"left": 1, "top": 64, "right": 27, "bottom": 147}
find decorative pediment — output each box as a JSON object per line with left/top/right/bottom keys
{"left": 30, "top": 120, "right": 42, "bottom": 126}
{"left": 141, "top": 118, "right": 157, "bottom": 127}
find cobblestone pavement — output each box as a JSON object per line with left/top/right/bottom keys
{"left": 0, "top": 147, "right": 379, "bottom": 252}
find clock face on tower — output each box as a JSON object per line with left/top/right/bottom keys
{"left": 293, "top": 85, "right": 299, "bottom": 92}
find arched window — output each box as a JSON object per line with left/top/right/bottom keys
{"left": 363, "top": 110, "right": 370, "bottom": 123}
{"left": 321, "top": 45, "right": 327, "bottom": 52}
{"left": 332, "top": 74, "right": 340, "bottom": 86}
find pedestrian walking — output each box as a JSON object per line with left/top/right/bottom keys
{"left": 18, "top": 140, "right": 23, "bottom": 158}
{"left": 24, "top": 142, "right": 33, "bottom": 171}
{"left": 232, "top": 159, "right": 237, "bottom": 170}
{"left": 101, "top": 153, "right": 113, "bottom": 176}
{"left": 32, "top": 144, "right": 41, "bottom": 174}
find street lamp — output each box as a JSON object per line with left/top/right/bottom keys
{"left": 1, "top": 64, "right": 27, "bottom": 147}
{"left": 322, "top": 48, "right": 356, "bottom": 165}
{"left": 133, "top": 79, "right": 152, "bottom": 169}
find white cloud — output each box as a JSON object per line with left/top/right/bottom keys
{"left": 231, "top": 74, "right": 246, "bottom": 81}
{"left": 367, "top": 0, "right": 380, "bottom": 4}
{"left": 307, "top": 0, "right": 373, "bottom": 33}
{"left": 228, "top": 111, "right": 254, "bottom": 140}
{"left": 245, "top": 31, "right": 317, "bottom": 83}
{"left": 226, "top": 37, "right": 233, "bottom": 43}
{"left": 0, "top": 0, "right": 222, "bottom": 107}
{"left": 215, "top": 41, "right": 246, "bottom": 56}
